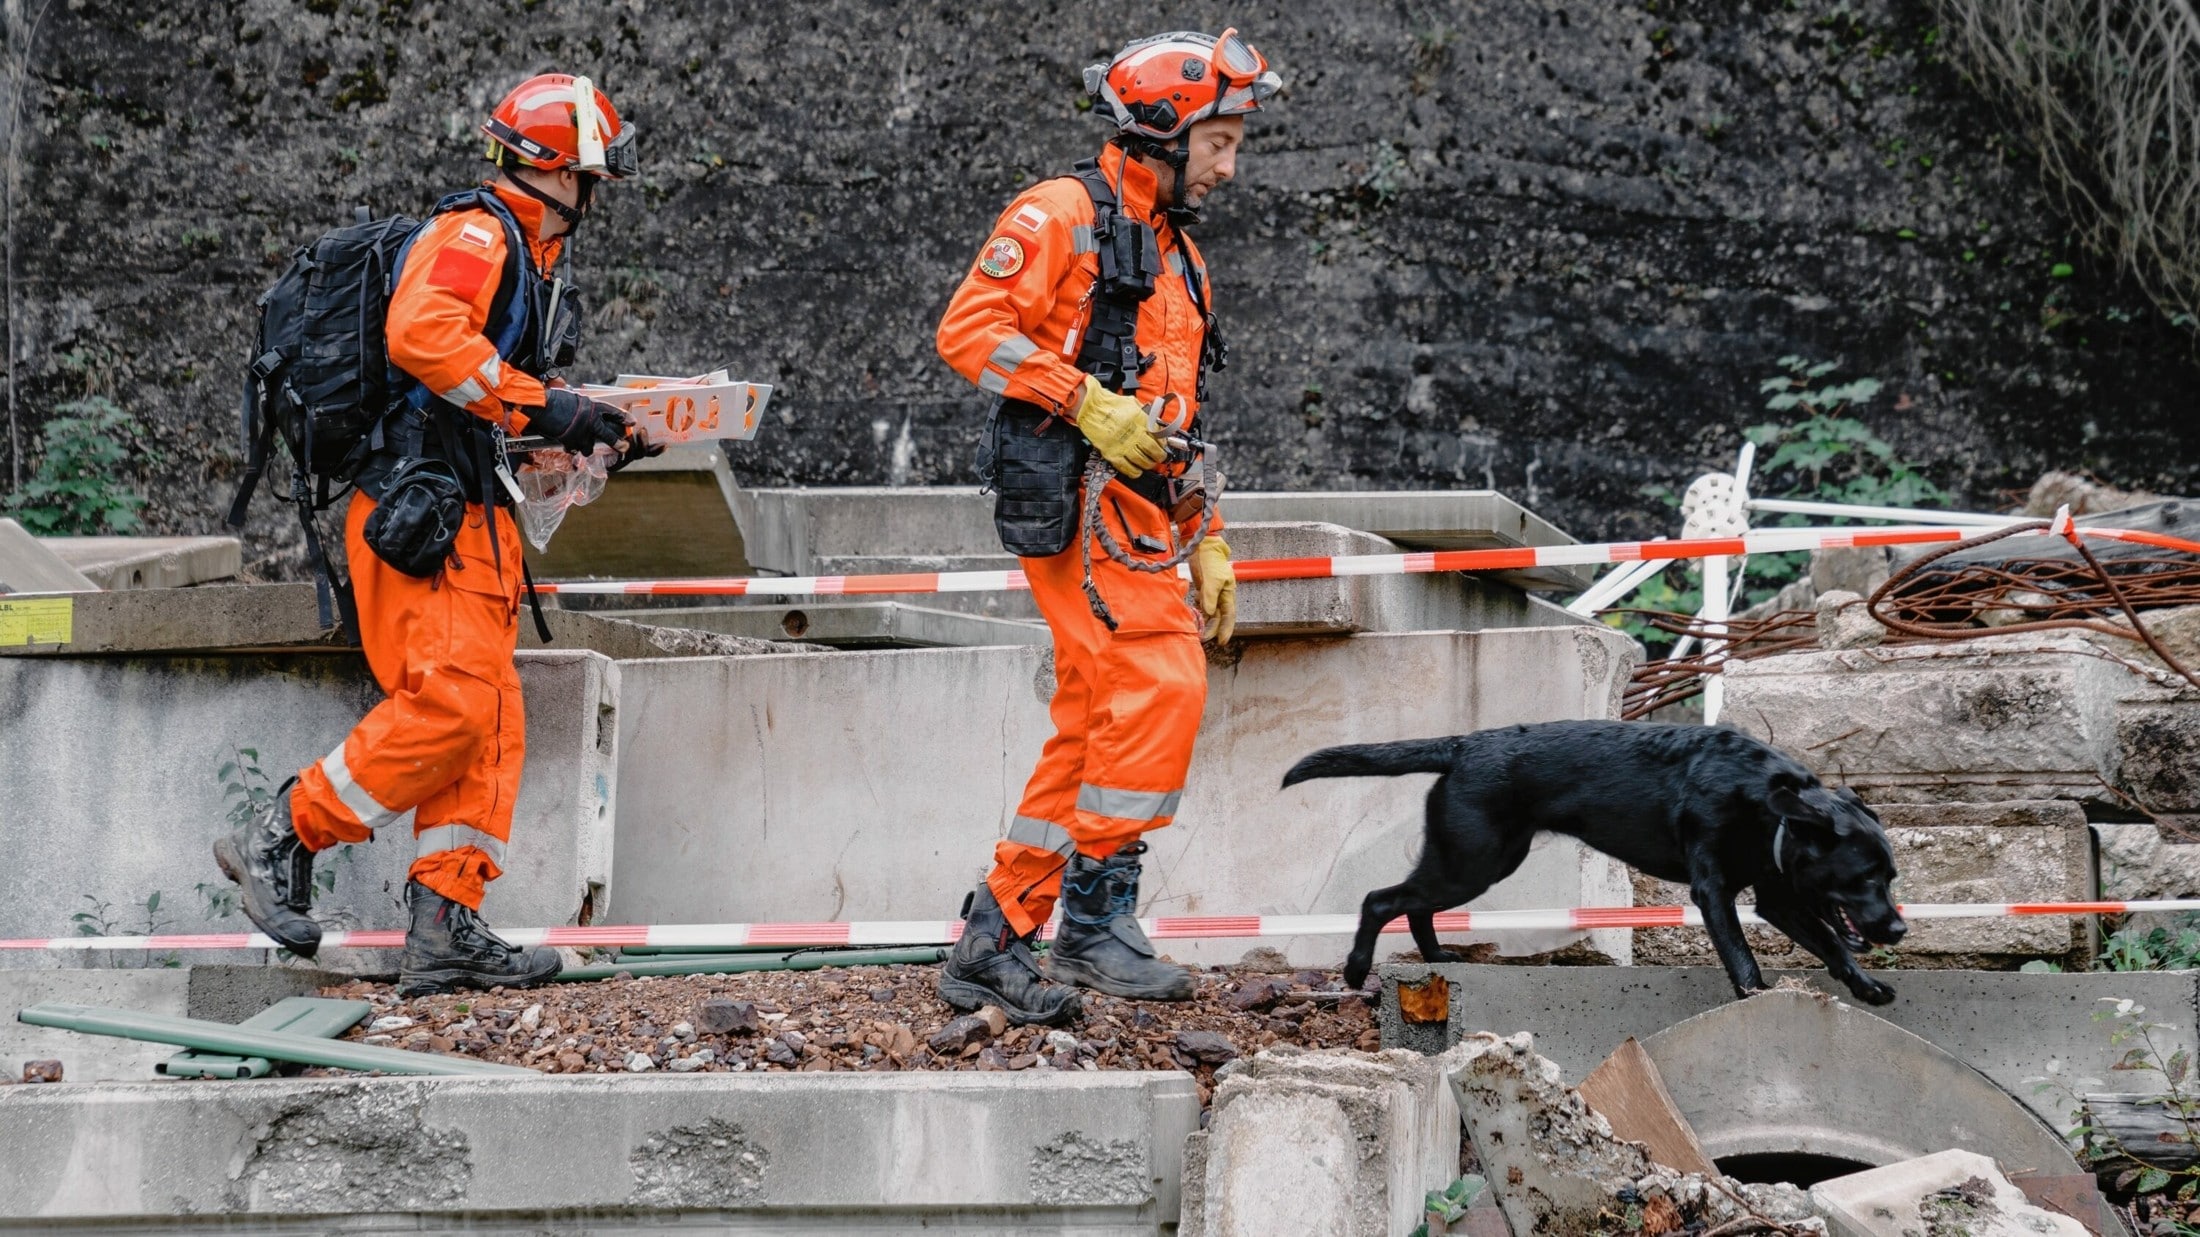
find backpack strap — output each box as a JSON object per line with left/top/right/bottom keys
{"left": 1067, "top": 160, "right": 1159, "bottom": 396}
{"left": 386, "top": 188, "right": 536, "bottom": 418}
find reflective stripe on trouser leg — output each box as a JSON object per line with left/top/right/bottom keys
{"left": 415, "top": 823, "right": 509, "bottom": 868}
{"left": 1006, "top": 814, "right": 1076, "bottom": 854}
{"left": 1076, "top": 784, "right": 1183, "bottom": 824}
{"left": 319, "top": 740, "right": 404, "bottom": 831}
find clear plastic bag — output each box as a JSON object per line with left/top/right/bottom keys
{"left": 511, "top": 445, "right": 615, "bottom": 551}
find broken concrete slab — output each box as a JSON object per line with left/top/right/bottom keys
{"left": 0, "top": 1070, "right": 1200, "bottom": 1231}
{"left": 1633, "top": 800, "right": 2095, "bottom": 969}
{"left": 520, "top": 607, "right": 795, "bottom": 659}
{"left": 1445, "top": 1030, "right": 1822, "bottom": 1235}
{"left": 0, "top": 519, "right": 96, "bottom": 595}
{"left": 1721, "top": 634, "right": 2182, "bottom": 807}
{"left": 609, "top": 625, "right": 1639, "bottom": 966}
{"left": 1376, "top": 963, "right": 2200, "bottom": 1138}
{"left": 0, "top": 650, "right": 616, "bottom": 973}
{"left": 1810, "top": 1148, "right": 2090, "bottom": 1237}
{"left": 39, "top": 535, "right": 240, "bottom": 590}
{"left": 0, "top": 583, "right": 340, "bottom": 656}
{"left": 1181, "top": 1045, "right": 1468, "bottom": 1237}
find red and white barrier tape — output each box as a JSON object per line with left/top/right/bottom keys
{"left": 533, "top": 523, "right": 2200, "bottom": 599}
{"left": 4, "top": 899, "right": 2189, "bottom": 953}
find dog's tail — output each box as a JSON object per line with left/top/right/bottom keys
{"left": 1280, "top": 738, "right": 1460, "bottom": 788}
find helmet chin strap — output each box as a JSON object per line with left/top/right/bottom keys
{"left": 1161, "top": 135, "right": 1200, "bottom": 228}
{"left": 503, "top": 166, "right": 592, "bottom": 234}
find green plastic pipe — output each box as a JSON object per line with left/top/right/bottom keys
{"left": 614, "top": 945, "right": 810, "bottom": 956}
{"left": 17, "top": 1002, "right": 533, "bottom": 1078}
{"left": 557, "top": 946, "right": 947, "bottom": 983}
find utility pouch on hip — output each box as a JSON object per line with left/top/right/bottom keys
{"left": 980, "top": 398, "right": 1090, "bottom": 558}
{"left": 361, "top": 457, "right": 467, "bottom": 578}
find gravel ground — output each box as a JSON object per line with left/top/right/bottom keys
{"left": 319, "top": 961, "right": 1379, "bottom": 1105}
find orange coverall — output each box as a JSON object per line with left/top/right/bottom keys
{"left": 288, "top": 183, "right": 562, "bottom": 911}
{"left": 937, "top": 145, "right": 1220, "bottom": 937}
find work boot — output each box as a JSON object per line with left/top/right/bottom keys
{"left": 1046, "top": 842, "right": 1196, "bottom": 1001}
{"left": 937, "top": 885, "right": 1083, "bottom": 1026}
{"left": 396, "top": 880, "right": 562, "bottom": 997}
{"left": 210, "top": 776, "right": 323, "bottom": 957}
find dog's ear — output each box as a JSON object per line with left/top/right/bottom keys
{"left": 1767, "top": 781, "right": 1836, "bottom": 831}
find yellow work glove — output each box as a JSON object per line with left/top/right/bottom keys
{"left": 1073, "top": 377, "right": 1168, "bottom": 478}
{"left": 1191, "top": 535, "right": 1236, "bottom": 644}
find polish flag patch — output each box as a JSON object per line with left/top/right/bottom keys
{"left": 458, "top": 222, "right": 496, "bottom": 248}
{"left": 1012, "top": 204, "right": 1049, "bottom": 232}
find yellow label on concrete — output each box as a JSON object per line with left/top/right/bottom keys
{"left": 0, "top": 596, "right": 73, "bottom": 646}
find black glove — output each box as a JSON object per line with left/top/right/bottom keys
{"left": 531, "top": 388, "right": 631, "bottom": 455}
{"left": 606, "top": 427, "right": 667, "bottom": 474}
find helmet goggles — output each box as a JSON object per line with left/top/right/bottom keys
{"left": 1086, "top": 27, "right": 1282, "bottom": 143}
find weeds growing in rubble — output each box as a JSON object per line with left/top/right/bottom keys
{"left": 2031, "top": 998, "right": 2200, "bottom": 1233}
{"left": 1614, "top": 357, "right": 1944, "bottom": 656}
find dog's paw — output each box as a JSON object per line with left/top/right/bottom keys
{"left": 1851, "top": 977, "right": 1897, "bottom": 1006}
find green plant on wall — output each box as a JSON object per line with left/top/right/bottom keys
{"left": 5, "top": 396, "right": 148, "bottom": 534}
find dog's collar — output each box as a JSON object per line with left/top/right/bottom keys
{"left": 1772, "top": 820, "right": 1791, "bottom": 875}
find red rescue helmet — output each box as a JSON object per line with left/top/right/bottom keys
{"left": 482, "top": 73, "right": 637, "bottom": 180}
{"left": 1084, "top": 28, "right": 1282, "bottom": 143}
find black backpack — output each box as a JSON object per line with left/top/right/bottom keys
{"left": 228, "top": 207, "right": 421, "bottom": 630}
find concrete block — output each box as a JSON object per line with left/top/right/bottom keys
{"left": 527, "top": 441, "right": 752, "bottom": 580}
{"left": 1810, "top": 1148, "right": 2089, "bottom": 1237}
{"left": 0, "top": 970, "right": 190, "bottom": 1083}
{"left": 2098, "top": 823, "right": 2200, "bottom": 900}
{"left": 2112, "top": 697, "right": 2200, "bottom": 812}
{"left": 609, "top": 625, "right": 1639, "bottom": 966}
{"left": 0, "top": 650, "right": 616, "bottom": 973}
{"left": 1376, "top": 962, "right": 2200, "bottom": 1133}
{"left": 39, "top": 535, "right": 240, "bottom": 590}
{"left": 1188, "top": 1046, "right": 1466, "bottom": 1237}
{"left": 1633, "top": 801, "right": 2095, "bottom": 968}
{"left": 0, "top": 966, "right": 344, "bottom": 1083}
{"left": 0, "top": 583, "right": 341, "bottom": 657}
{"left": 730, "top": 485, "right": 1594, "bottom": 592}
{"left": 1221, "top": 522, "right": 1586, "bottom": 638}
{"left": 0, "top": 519, "right": 96, "bottom": 595}
{"left": 601, "top": 601, "right": 1051, "bottom": 648}
{"left": 1720, "top": 637, "right": 2146, "bottom": 806}
{"left": 0, "top": 1071, "right": 1200, "bottom": 1231}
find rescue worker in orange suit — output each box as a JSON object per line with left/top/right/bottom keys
{"left": 214, "top": 74, "right": 658, "bottom": 996}
{"left": 934, "top": 31, "right": 1281, "bottom": 1025}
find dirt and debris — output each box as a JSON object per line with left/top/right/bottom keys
{"left": 313, "top": 962, "right": 1378, "bottom": 1104}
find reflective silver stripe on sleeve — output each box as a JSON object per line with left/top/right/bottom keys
{"left": 476, "top": 355, "right": 502, "bottom": 388}
{"left": 1071, "top": 225, "right": 1096, "bottom": 254}
{"left": 415, "top": 823, "right": 509, "bottom": 867}
{"left": 1077, "top": 783, "right": 1184, "bottom": 823}
{"left": 978, "top": 369, "right": 1010, "bottom": 394}
{"left": 320, "top": 742, "right": 401, "bottom": 831}
{"left": 988, "top": 335, "right": 1040, "bottom": 373}
{"left": 439, "top": 376, "right": 490, "bottom": 408}
{"left": 1005, "top": 815, "right": 1076, "bottom": 855}
{"left": 1165, "top": 252, "right": 1187, "bottom": 276}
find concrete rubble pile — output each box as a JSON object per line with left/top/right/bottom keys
{"left": 1180, "top": 1034, "right": 1826, "bottom": 1237}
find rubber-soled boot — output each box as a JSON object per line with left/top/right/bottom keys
{"left": 396, "top": 880, "right": 563, "bottom": 997}
{"left": 937, "top": 885, "right": 1082, "bottom": 1026}
{"left": 210, "top": 776, "right": 323, "bottom": 957}
{"left": 1046, "top": 842, "right": 1196, "bottom": 1001}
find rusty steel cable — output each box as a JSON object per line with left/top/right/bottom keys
{"left": 1615, "top": 521, "right": 2200, "bottom": 717}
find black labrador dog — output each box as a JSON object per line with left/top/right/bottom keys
{"left": 1281, "top": 720, "right": 1907, "bottom": 1004}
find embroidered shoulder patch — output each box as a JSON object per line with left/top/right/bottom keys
{"left": 1012, "top": 204, "right": 1049, "bottom": 232}
{"left": 977, "top": 236, "right": 1026, "bottom": 279}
